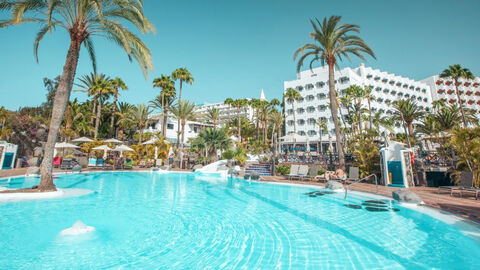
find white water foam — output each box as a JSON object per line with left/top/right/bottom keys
{"left": 60, "top": 220, "right": 95, "bottom": 236}
{"left": 0, "top": 188, "right": 94, "bottom": 203}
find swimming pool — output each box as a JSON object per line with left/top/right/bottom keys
{"left": 0, "top": 172, "right": 479, "bottom": 269}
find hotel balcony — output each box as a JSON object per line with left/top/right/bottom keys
{"left": 317, "top": 93, "right": 327, "bottom": 99}
{"left": 316, "top": 81, "right": 325, "bottom": 88}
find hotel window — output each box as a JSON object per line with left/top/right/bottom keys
{"left": 298, "top": 119, "right": 305, "bottom": 125}
{"left": 317, "top": 93, "right": 327, "bottom": 99}
{"left": 167, "top": 123, "right": 174, "bottom": 130}
{"left": 308, "top": 118, "right": 316, "bottom": 125}
{"left": 316, "top": 81, "right": 325, "bottom": 88}
{"left": 306, "top": 95, "right": 315, "bottom": 101}
{"left": 308, "top": 130, "right": 317, "bottom": 136}
{"left": 307, "top": 106, "right": 315, "bottom": 113}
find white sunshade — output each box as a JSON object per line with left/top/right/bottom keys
{"left": 55, "top": 142, "right": 80, "bottom": 149}
{"left": 113, "top": 145, "right": 134, "bottom": 152}
{"left": 71, "top": 137, "right": 93, "bottom": 143}
{"left": 92, "top": 145, "right": 113, "bottom": 151}
{"left": 280, "top": 133, "right": 308, "bottom": 143}
{"left": 142, "top": 138, "right": 157, "bottom": 145}
{"left": 104, "top": 138, "right": 123, "bottom": 144}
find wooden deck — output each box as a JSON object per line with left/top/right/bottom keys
{"left": 261, "top": 175, "right": 480, "bottom": 224}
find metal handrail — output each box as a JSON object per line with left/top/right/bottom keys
{"left": 344, "top": 174, "right": 378, "bottom": 199}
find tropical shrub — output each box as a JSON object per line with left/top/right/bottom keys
{"left": 275, "top": 164, "right": 290, "bottom": 176}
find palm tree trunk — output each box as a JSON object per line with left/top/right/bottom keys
{"left": 176, "top": 80, "right": 183, "bottom": 147}
{"left": 291, "top": 103, "right": 296, "bottom": 134}
{"left": 319, "top": 127, "right": 323, "bottom": 154}
{"left": 237, "top": 107, "right": 241, "bottom": 142}
{"left": 328, "top": 63, "right": 345, "bottom": 170}
{"left": 91, "top": 94, "right": 97, "bottom": 125}
{"left": 161, "top": 93, "right": 167, "bottom": 137}
{"left": 94, "top": 101, "right": 102, "bottom": 139}
{"left": 454, "top": 79, "right": 467, "bottom": 127}
{"left": 110, "top": 91, "right": 118, "bottom": 136}
{"left": 368, "top": 99, "right": 372, "bottom": 130}
{"left": 38, "top": 39, "right": 82, "bottom": 191}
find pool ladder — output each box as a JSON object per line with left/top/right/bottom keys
{"left": 344, "top": 174, "right": 378, "bottom": 199}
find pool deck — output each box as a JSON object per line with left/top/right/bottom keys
{"left": 260, "top": 175, "right": 480, "bottom": 224}
{"left": 1, "top": 168, "right": 479, "bottom": 224}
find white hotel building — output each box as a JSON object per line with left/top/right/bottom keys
{"left": 421, "top": 75, "right": 480, "bottom": 114}
{"left": 283, "top": 64, "right": 432, "bottom": 144}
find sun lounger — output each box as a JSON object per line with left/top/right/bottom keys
{"left": 292, "top": 165, "right": 309, "bottom": 180}
{"left": 287, "top": 165, "right": 299, "bottom": 180}
{"left": 96, "top": 159, "right": 104, "bottom": 167}
{"left": 53, "top": 157, "right": 62, "bottom": 168}
{"left": 88, "top": 158, "right": 97, "bottom": 168}
{"left": 124, "top": 159, "right": 133, "bottom": 170}
{"left": 302, "top": 165, "right": 320, "bottom": 181}
{"left": 344, "top": 167, "right": 359, "bottom": 184}
{"left": 438, "top": 171, "right": 473, "bottom": 196}
{"left": 462, "top": 187, "right": 480, "bottom": 200}
{"left": 60, "top": 158, "right": 74, "bottom": 170}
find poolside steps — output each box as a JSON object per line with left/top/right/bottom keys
{"left": 245, "top": 163, "right": 272, "bottom": 176}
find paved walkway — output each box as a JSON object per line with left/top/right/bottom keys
{"left": 261, "top": 176, "right": 480, "bottom": 224}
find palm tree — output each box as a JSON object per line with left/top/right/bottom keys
{"left": 393, "top": 99, "right": 425, "bottom": 148}
{"left": 294, "top": 16, "right": 375, "bottom": 170}
{"left": 283, "top": 88, "right": 301, "bottom": 134}
{"left": 439, "top": 64, "right": 474, "bottom": 127}
{"left": 191, "top": 128, "right": 232, "bottom": 161}
{"left": 171, "top": 68, "right": 194, "bottom": 103}
{"left": 171, "top": 68, "right": 194, "bottom": 146}
{"left": 314, "top": 118, "right": 328, "bottom": 153}
{"left": 116, "top": 102, "right": 135, "bottom": 138}
{"left": 269, "top": 109, "right": 283, "bottom": 154}
{"left": 130, "top": 104, "right": 152, "bottom": 144}
{"left": 206, "top": 107, "right": 220, "bottom": 128}
{"left": 362, "top": 86, "right": 375, "bottom": 129}
{"left": 1, "top": 0, "right": 154, "bottom": 191}
{"left": 170, "top": 100, "right": 197, "bottom": 149}
{"left": 230, "top": 99, "right": 248, "bottom": 142}
{"left": 0, "top": 106, "right": 8, "bottom": 132}
{"left": 78, "top": 73, "right": 113, "bottom": 139}
{"left": 110, "top": 77, "right": 128, "bottom": 136}
{"left": 152, "top": 75, "right": 176, "bottom": 137}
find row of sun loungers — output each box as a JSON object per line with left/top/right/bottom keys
{"left": 286, "top": 164, "right": 360, "bottom": 183}
{"left": 88, "top": 158, "right": 132, "bottom": 170}
{"left": 438, "top": 171, "right": 480, "bottom": 200}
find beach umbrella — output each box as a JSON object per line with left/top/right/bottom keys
{"left": 104, "top": 138, "right": 123, "bottom": 144}
{"left": 113, "top": 144, "right": 134, "bottom": 157}
{"left": 72, "top": 137, "right": 93, "bottom": 143}
{"left": 143, "top": 137, "right": 162, "bottom": 159}
{"left": 92, "top": 145, "right": 112, "bottom": 159}
{"left": 54, "top": 142, "right": 80, "bottom": 156}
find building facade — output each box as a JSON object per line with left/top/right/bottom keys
{"left": 195, "top": 90, "right": 268, "bottom": 125}
{"left": 146, "top": 114, "right": 211, "bottom": 145}
{"left": 283, "top": 64, "right": 433, "bottom": 142}
{"left": 421, "top": 75, "right": 480, "bottom": 114}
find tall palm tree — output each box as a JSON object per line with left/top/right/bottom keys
{"left": 294, "top": 16, "right": 375, "bottom": 170}
{"left": 171, "top": 68, "right": 194, "bottom": 146}
{"left": 314, "top": 118, "right": 328, "bottom": 153}
{"left": 362, "top": 86, "right": 375, "bottom": 129}
{"left": 439, "top": 64, "right": 475, "bottom": 127}
{"left": 231, "top": 99, "right": 248, "bottom": 142}
{"left": 206, "top": 107, "right": 220, "bottom": 128}
{"left": 152, "top": 75, "right": 176, "bottom": 137}
{"left": 116, "top": 102, "right": 135, "bottom": 138}
{"left": 393, "top": 99, "right": 425, "bottom": 148}
{"left": 283, "top": 88, "right": 301, "bottom": 134}
{"left": 110, "top": 77, "right": 128, "bottom": 136}
{"left": 78, "top": 73, "right": 113, "bottom": 139}
{"left": 170, "top": 100, "right": 197, "bottom": 148}
{"left": 171, "top": 68, "right": 194, "bottom": 103}
{"left": 269, "top": 109, "right": 283, "bottom": 154}
{"left": 1, "top": 0, "right": 154, "bottom": 191}
{"left": 130, "top": 104, "right": 152, "bottom": 144}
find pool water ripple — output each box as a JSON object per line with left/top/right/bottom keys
{"left": 0, "top": 172, "right": 479, "bottom": 269}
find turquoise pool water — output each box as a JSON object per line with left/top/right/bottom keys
{"left": 0, "top": 172, "right": 479, "bottom": 269}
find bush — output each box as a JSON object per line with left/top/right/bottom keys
{"left": 317, "top": 168, "right": 326, "bottom": 175}
{"left": 275, "top": 165, "right": 290, "bottom": 175}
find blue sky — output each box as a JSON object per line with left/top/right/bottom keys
{"left": 1, "top": 0, "right": 479, "bottom": 110}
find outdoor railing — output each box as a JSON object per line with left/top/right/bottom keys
{"left": 344, "top": 174, "right": 378, "bottom": 199}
